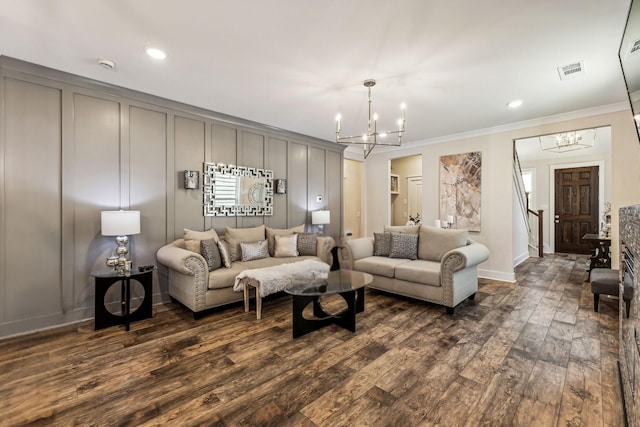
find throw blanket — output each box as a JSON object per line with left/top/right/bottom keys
{"left": 233, "top": 259, "right": 330, "bottom": 297}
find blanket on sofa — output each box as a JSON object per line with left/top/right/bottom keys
{"left": 232, "top": 259, "right": 330, "bottom": 296}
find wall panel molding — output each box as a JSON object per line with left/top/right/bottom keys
{"left": 0, "top": 56, "right": 344, "bottom": 339}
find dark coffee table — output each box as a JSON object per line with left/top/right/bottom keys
{"left": 285, "top": 270, "right": 373, "bottom": 338}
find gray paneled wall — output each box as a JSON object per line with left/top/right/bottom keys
{"left": 0, "top": 57, "right": 344, "bottom": 338}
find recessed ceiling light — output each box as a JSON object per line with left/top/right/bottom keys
{"left": 507, "top": 100, "right": 523, "bottom": 108}
{"left": 145, "top": 47, "right": 167, "bottom": 60}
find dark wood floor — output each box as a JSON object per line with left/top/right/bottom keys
{"left": 0, "top": 254, "right": 624, "bottom": 426}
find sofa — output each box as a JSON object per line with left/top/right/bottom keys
{"left": 338, "top": 224, "right": 490, "bottom": 314}
{"left": 156, "top": 224, "right": 334, "bottom": 318}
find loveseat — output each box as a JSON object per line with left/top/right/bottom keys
{"left": 338, "top": 225, "right": 489, "bottom": 314}
{"left": 156, "top": 224, "right": 334, "bottom": 318}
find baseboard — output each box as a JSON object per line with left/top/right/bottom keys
{"left": 478, "top": 268, "right": 516, "bottom": 283}
{"left": 513, "top": 251, "right": 529, "bottom": 268}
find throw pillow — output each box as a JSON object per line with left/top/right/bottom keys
{"left": 275, "top": 234, "right": 299, "bottom": 257}
{"left": 240, "top": 239, "right": 270, "bottom": 262}
{"left": 383, "top": 224, "right": 420, "bottom": 235}
{"left": 183, "top": 228, "right": 220, "bottom": 254}
{"left": 373, "top": 232, "right": 392, "bottom": 256}
{"left": 418, "top": 226, "right": 469, "bottom": 262}
{"left": 200, "top": 238, "right": 222, "bottom": 272}
{"left": 266, "top": 225, "right": 305, "bottom": 256}
{"left": 217, "top": 240, "right": 232, "bottom": 268}
{"left": 225, "top": 225, "right": 266, "bottom": 261}
{"left": 296, "top": 232, "right": 318, "bottom": 256}
{"left": 389, "top": 232, "right": 419, "bottom": 260}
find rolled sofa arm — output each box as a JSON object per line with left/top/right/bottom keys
{"left": 339, "top": 237, "right": 374, "bottom": 270}
{"left": 441, "top": 240, "right": 490, "bottom": 273}
{"left": 317, "top": 236, "right": 335, "bottom": 265}
{"left": 157, "top": 242, "right": 207, "bottom": 276}
{"left": 156, "top": 240, "right": 209, "bottom": 313}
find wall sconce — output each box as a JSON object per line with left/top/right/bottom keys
{"left": 275, "top": 179, "right": 287, "bottom": 194}
{"left": 184, "top": 170, "right": 199, "bottom": 189}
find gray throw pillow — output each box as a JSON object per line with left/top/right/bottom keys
{"left": 296, "top": 232, "right": 318, "bottom": 256}
{"left": 240, "top": 239, "right": 270, "bottom": 262}
{"left": 373, "top": 232, "right": 392, "bottom": 256}
{"left": 389, "top": 233, "right": 419, "bottom": 260}
{"left": 200, "top": 238, "right": 222, "bottom": 272}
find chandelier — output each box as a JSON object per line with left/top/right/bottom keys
{"left": 335, "top": 79, "right": 406, "bottom": 158}
{"left": 539, "top": 129, "right": 596, "bottom": 153}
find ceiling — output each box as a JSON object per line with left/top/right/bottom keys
{"left": 0, "top": 0, "right": 633, "bottom": 145}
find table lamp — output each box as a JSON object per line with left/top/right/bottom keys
{"left": 312, "top": 210, "right": 330, "bottom": 235}
{"left": 101, "top": 210, "right": 140, "bottom": 275}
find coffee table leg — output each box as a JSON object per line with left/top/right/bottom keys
{"left": 333, "top": 290, "right": 356, "bottom": 332}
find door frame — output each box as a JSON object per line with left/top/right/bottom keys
{"left": 548, "top": 160, "right": 605, "bottom": 253}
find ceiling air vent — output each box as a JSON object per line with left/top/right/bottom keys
{"left": 557, "top": 61, "right": 585, "bottom": 80}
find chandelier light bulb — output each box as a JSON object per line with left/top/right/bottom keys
{"left": 401, "top": 103, "right": 406, "bottom": 110}
{"left": 373, "top": 113, "right": 379, "bottom": 121}
{"left": 336, "top": 113, "right": 341, "bottom": 121}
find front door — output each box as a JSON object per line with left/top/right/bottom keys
{"left": 554, "top": 166, "right": 599, "bottom": 254}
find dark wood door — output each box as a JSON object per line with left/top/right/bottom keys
{"left": 554, "top": 166, "right": 599, "bottom": 254}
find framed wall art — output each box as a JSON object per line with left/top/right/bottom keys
{"left": 439, "top": 151, "right": 482, "bottom": 231}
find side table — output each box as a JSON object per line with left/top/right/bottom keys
{"left": 91, "top": 268, "right": 153, "bottom": 331}
{"left": 582, "top": 233, "right": 612, "bottom": 277}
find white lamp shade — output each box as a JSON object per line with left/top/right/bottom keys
{"left": 101, "top": 210, "right": 140, "bottom": 236}
{"left": 312, "top": 210, "right": 330, "bottom": 225}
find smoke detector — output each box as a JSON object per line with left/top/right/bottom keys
{"left": 557, "top": 61, "right": 585, "bottom": 80}
{"left": 97, "top": 58, "right": 116, "bottom": 71}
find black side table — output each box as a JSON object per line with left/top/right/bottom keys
{"left": 91, "top": 269, "right": 153, "bottom": 331}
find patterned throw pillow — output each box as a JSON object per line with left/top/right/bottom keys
{"left": 373, "top": 232, "right": 392, "bottom": 256}
{"left": 217, "top": 240, "right": 232, "bottom": 268}
{"left": 389, "top": 232, "right": 419, "bottom": 260}
{"left": 240, "top": 239, "right": 270, "bottom": 262}
{"left": 200, "top": 238, "right": 222, "bottom": 272}
{"left": 296, "top": 232, "right": 318, "bottom": 256}
{"left": 275, "top": 234, "right": 299, "bottom": 257}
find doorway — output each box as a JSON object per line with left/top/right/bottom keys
{"left": 390, "top": 155, "right": 423, "bottom": 226}
{"left": 554, "top": 166, "right": 599, "bottom": 254}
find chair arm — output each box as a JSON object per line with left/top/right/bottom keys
{"left": 441, "top": 242, "right": 490, "bottom": 273}
{"left": 157, "top": 243, "right": 207, "bottom": 277}
{"left": 316, "top": 236, "right": 335, "bottom": 264}
{"left": 338, "top": 237, "right": 374, "bottom": 270}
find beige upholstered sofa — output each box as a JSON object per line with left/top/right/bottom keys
{"left": 157, "top": 224, "right": 334, "bottom": 318}
{"left": 338, "top": 225, "right": 489, "bottom": 314}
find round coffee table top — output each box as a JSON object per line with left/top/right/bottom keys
{"left": 284, "top": 269, "right": 373, "bottom": 296}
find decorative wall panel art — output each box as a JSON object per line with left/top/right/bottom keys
{"left": 439, "top": 151, "right": 482, "bottom": 231}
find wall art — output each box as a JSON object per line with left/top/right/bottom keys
{"left": 439, "top": 151, "right": 482, "bottom": 231}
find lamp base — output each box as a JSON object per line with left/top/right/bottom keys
{"left": 317, "top": 224, "right": 325, "bottom": 235}
{"left": 106, "top": 235, "right": 130, "bottom": 275}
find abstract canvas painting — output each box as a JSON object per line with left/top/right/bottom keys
{"left": 439, "top": 151, "right": 482, "bottom": 231}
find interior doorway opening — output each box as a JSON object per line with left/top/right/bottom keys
{"left": 390, "top": 155, "right": 423, "bottom": 226}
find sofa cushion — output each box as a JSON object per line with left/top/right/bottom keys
{"left": 241, "top": 239, "right": 270, "bottom": 262}
{"left": 384, "top": 224, "right": 420, "bottom": 234}
{"left": 200, "top": 238, "right": 222, "bottom": 271}
{"left": 296, "top": 232, "right": 318, "bottom": 256}
{"left": 373, "top": 232, "right": 392, "bottom": 256}
{"left": 389, "top": 233, "right": 418, "bottom": 260}
{"left": 348, "top": 237, "right": 374, "bottom": 260}
{"left": 183, "top": 228, "right": 220, "bottom": 254}
{"left": 274, "top": 234, "right": 299, "bottom": 257}
{"left": 353, "top": 256, "right": 410, "bottom": 278}
{"left": 266, "top": 225, "right": 305, "bottom": 256}
{"left": 418, "top": 226, "right": 469, "bottom": 262}
{"left": 395, "top": 259, "right": 441, "bottom": 286}
{"left": 225, "top": 225, "right": 266, "bottom": 261}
